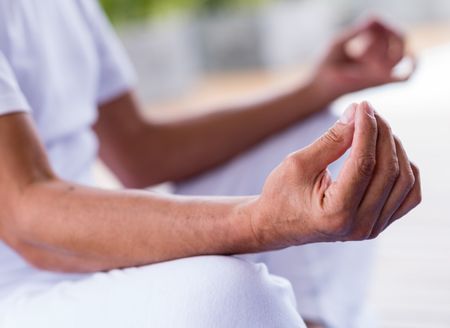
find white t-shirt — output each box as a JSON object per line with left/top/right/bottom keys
{"left": 0, "top": 0, "right": 136, "bottom": 298}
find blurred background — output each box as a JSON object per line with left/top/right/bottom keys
{"left": 97, "top": 0, "right": 450, "bottom": 327}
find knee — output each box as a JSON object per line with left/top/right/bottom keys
{"left": 178, "top": 256, "right": 304, "bottom": 328}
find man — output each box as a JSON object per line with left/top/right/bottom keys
{"left": 0, "top": 1, "right": 421, "bottom": 327}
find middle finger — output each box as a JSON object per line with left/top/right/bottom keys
{"left": 352, "top": 111, "right": 399, "bottom": 238}
{"left": 369, "top": 137, "right": 415, "bottom": 238}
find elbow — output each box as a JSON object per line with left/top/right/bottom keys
{"left": 0, "top": 196, "right": 37, "bottom": 267}
{"left": 0, "top": 225, "right": 52, "bottom": 272}
{"left": 4, "top": 212, "right": 105, "bottom": 274}
{"left": 6, "top": 180, "right": 53, "bottom": 243}
{"left": 15, "top": 244, "right": 78, "bottom": 273}
{"left": 14, "top": 242, "right": 53, "bottom": 271}
{"left": 1, "top": 215, "right": 53, "bottom": 272}
{"left": 0, "top": 179, "right": 71, "bottom": 273}
{"left": 3, "top": 170, "right": 59, "bottom": 242}
{"left": 6, "top": 233, "right": 95, "bottom": 274}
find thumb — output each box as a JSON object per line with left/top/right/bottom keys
{"left": 301, "top": 104, "right": 357, "bottom": 171}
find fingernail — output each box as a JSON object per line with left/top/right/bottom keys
{"left": 362, "top": 101, "right": 375, "bottom": 117}
{"left": 339, "top": 104, "right": 357, "bottom": 124}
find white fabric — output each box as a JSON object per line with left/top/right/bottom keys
{"left": 0, "top": 52, "right": 30, "bottom": 115}
{"left": 0, "top": 0, "right": 135, "bottom": 299}
{"left": 0, "top": 0, "right": 135, "bottom": 182}
{"left": 0, "top": 256, "right": 305, "bottom": 328}
{"left": 0, "top": 1, "right": 373, "bottom": 326}
{"left": 176, "top": 111, "right": 376, "bottom": 328}
{"left": 0, "top": 1, "right": 308, "bottom": 326}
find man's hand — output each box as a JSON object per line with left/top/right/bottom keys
{"left": 250, "top": 102, "right": 421, "bottom": 249}
{"left": 311, "top": 18, "right": 415, "bottom": 101}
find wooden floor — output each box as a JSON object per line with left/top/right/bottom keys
{"left": 95, "top": 24, "right": 450, "bottom": 327}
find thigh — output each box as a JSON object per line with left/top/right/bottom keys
{"left": 175, "top": 110, "right": 376, "bottom": 327}
{"left": 0, "top": 256, "right": 305, "bottom": 328}
{"left": 241, "top": 242, "right": 376, "bottom": 327}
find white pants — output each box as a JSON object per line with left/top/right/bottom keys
{"left": 0, "top": 256, "right": 304, "bottom": 328}
{"left": 175, "top": 110, "right": 376, "bottom": 328}
{"left": 0, "top": 111, "right": 374, "bottom": 328}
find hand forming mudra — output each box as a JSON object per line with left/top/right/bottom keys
{"left": 311, "top": 17, "right": 416, "bottom": 102}
{"left": 249, "top": 102, "right": 421, "bottom": 249}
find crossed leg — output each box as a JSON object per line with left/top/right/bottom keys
{"left": 0, "top": 256, "right": 305, "bottom": 327}
{"left": 175, "top": 110, "right": 376, "bottom": 328}
{"left": 0, "top": 111, "right": 375, "bottom": 328}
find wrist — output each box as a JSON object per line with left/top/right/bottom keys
{"left": 228, "top": 196, "right": 266, "bottom": 253}
{"left": 235, "top": 195, "right": 290, "bottom": 253}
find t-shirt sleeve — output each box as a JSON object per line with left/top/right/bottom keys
{"left": 0, "top": 51, "right": 31, "bottom": 116}
{"left": 79, "top": 0, "right": 137, "bottom": 105}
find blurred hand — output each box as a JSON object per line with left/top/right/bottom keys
{"left": 311, "top": 18, "right": 416, "bottom": 100}
{"left": 251, "top": 102, "right": 421, "bottom": 248}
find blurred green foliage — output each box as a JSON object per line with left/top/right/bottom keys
{"left": 100, "top": 0, "right": 268, "bottom": 23}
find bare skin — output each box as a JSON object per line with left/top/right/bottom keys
{"left": 0, "top": 102, "right": 421, "bottom": 272}
{"left": 0, "top": 17, "right": 420, "bottom": 267}
{"left": 94, "top": 19, "right": 414, "bottom": 189}
{"left": 0, "top": 18, "right": 421, "bottom": 327}
{"left": 93, "top": 82, "right": 329, "bottom": 188}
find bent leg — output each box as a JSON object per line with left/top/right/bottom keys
{"left": 0, "top": 256, "right": 305, "bottom": 328}
{"left": 175, "top": 110, "right": 376, "bottom": 328}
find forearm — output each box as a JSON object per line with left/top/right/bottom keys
{"left": 9, "top": 178, "right": 258, "bottom": 273}
{"left": 124, "top": 81, "right": 333, "bottom": 186}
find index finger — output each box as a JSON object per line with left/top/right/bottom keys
{"left": 329, "top": 102, "right": 378, "bottom": 209}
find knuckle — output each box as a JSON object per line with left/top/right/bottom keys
{"left": 283, "top": 153, "right": 302, "bottom": 169}
{"left": 401, "top": 169, "right": 416, "bottom": 192}
{"left": 385, "top": 159, "right": 400, "bottom": 182}
{"left": 321, "top": 126, "right": 344, "bottom": 146}
{"left": 366, "top": 228, "right": 379, "bottom": 240}
{"left": 410, "top": 163, "right": 422, "bottom": 204}
{"left": 282, "top": 153, "right": 306, "bottom": 177}
{"left": 394, "top": 135, "right": 403, "bottom": 147}
{"left": 411, "top": 162, "right": 421, "bottom": 178}
{"left": 357, "top": 156, "right": 377, "bottom": 177}
{"left": 369, "top": 231, "right": 381, "bottom": 240}
{"left": 377, "top": 113, "right": 393, "bottom": 132}
{"left": 366, "top": 109, "right": 378, "bottom": 126}
{"left": 385, "top": 121, "right": 394, "bottom": 136}
{"left": 413, "top": 186, "right": 423, "bottom": 205}
{"left": 351, "top": 227, "right": 372, "bottom": 241}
